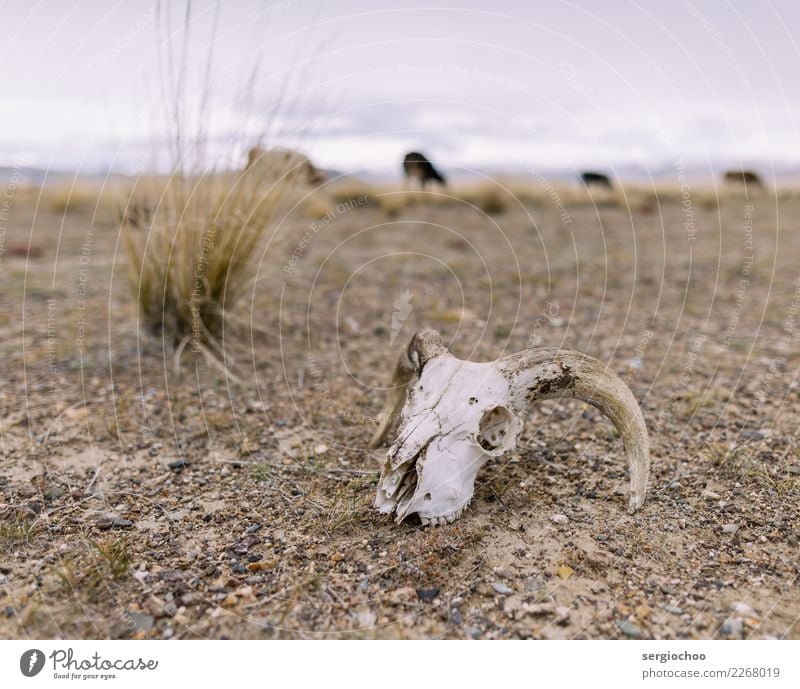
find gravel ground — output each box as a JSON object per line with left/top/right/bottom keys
{"left": 1, "top": 185, "right": 799, "bottom": 639}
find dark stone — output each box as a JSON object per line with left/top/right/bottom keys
{"left": 416, "top": 587, "right": 440, "bottom": 602}
{"left": 157, "top": 570, "right": 185, "bottom": 582}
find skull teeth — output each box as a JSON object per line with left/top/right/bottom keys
{"left": 419, "top": 500, "right": 470, "bottom": 526}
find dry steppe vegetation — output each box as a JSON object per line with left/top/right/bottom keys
{"left": 0, "top": 176, "right": 798, "bottom": 639}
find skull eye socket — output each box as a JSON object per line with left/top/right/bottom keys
{"left": 476, "top": 406, "right": 518, "bottom": 455}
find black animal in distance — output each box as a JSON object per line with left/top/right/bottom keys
{"left": 723, "top": 169, "right": 763, "bottom": 188}
{"left": 403, "top": 152, "right": 446, "bottom": 189}
{"left": 580, "top": 171, "right": 613, "bottom": 190}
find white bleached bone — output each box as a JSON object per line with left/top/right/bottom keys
{"left": 371, "top": 330, "right": 650, "bottom": 525}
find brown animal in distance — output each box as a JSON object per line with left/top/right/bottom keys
{"left": 723, "top": 169, "right": 763, "bottom": 188}
{"left": 245, "top": 147, "right": 325, "bottom": 186}
{"left": 403, "top": 152, "right": 446, "bottom": 189}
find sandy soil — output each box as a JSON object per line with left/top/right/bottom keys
{"left": 1, "top": 183, "right": 799, "bottom": 639}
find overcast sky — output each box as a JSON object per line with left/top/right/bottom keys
{"left": 2, "top": 0, "right": 799, "bottom": 179}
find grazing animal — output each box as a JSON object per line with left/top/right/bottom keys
{"left": 403, "top": 152, "right": 446, "bottom": 189}
{"left": 245, "top": 147, "right": 324, "bottom": 186}
{"left": 581, "top": 171, "right": 613, "bottom": 190}
{"left": 723, "top": 170, "right": 763, "bottom": 188}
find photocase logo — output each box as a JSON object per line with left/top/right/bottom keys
{"left": 20, "top": 649, "right": 45, "bottom": 677}
{"left": 390, "top": 289, "right": 413, "bottom": 344}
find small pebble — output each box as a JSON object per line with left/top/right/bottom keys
{"left": 128, "top": 612, "right": 155, "bottom": 632}
{"left": 356, "top": 609, "right": 376, "bottom": 628}
{"left": 168, "top": 459, "right": 190, "bottom": 471}
{"left": 44, "top": 486, "right": 65, "bottom": 500}
{"left": 557, "top": 565, "right": 574, "bottom": 579}
{"left": 555, "top": 606, "right": 570, "bottom": 625}
{"left": 523, "top": 603, "right": 554, "bottom": 616}
{"left": 721, "top": 617, "right": 743, "bottom": 637}
{"left": 618, "top": 620, "right": 644, "bottom": 639}
{"left": 550, "top": 514, "right": 569, "bottom": 525}
{"left": 721, "top": 523, "right": 739, "bottom": 534}
{"left": 491, "top": 582, "right": 514, "bottom": 595}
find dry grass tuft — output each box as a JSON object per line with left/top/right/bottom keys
{"left": 0, "top": 517, "right": 34, "bottom": 552}
{"left": 54, "top": 537, "right": 131, "bottom": 603}
{"left": 122, "top": 170, "right": 288, "bottom": 352}
{"left": 306, "top": 477, "right": 374, "bottom": 537}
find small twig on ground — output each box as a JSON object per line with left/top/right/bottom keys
{"left": 85, "top": 468, "right": 101, "bottom": 492}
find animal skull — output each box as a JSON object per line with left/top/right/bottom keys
{"left": 371, "top": 330, "right": 650, "bottom": 525}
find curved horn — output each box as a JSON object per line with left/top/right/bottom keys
{"left": 368, "top": 330, "right": 448, "bottom": 448}
{"left": 497, "top": 349, "right": 650, "bottom": 513}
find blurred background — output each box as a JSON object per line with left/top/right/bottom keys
{"left": 2, "top": 0, "right": 799, "bottom": 183}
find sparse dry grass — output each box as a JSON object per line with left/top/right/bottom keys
{"left": 328, "top": 182, "right": 377, "bottom": 207}
{"left": 53, "top": 537, "right": 131, "bottom": 603}
{"left": 44, "top": 181, "right": 108, "bottom": 216}
{"left": 4, "top": 176, "right": 800, "bottom": 639}
{"left": 459, "top": 185, "right": 509, "bottom": 215}
{"left": 304, "top": 193, "right": 335, "bottom": 221}
{"left": 703, "top": 441, "right": 799, "bottom": 493}
{"left": 0, "top": 517, "right": 34, "bottom": 553}
{"left": 307, "top": 477, "right": 374, "bottom": 537}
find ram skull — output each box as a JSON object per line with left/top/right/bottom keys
{"left": 371, "top": 330, "right": 650, "bottom": 525}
